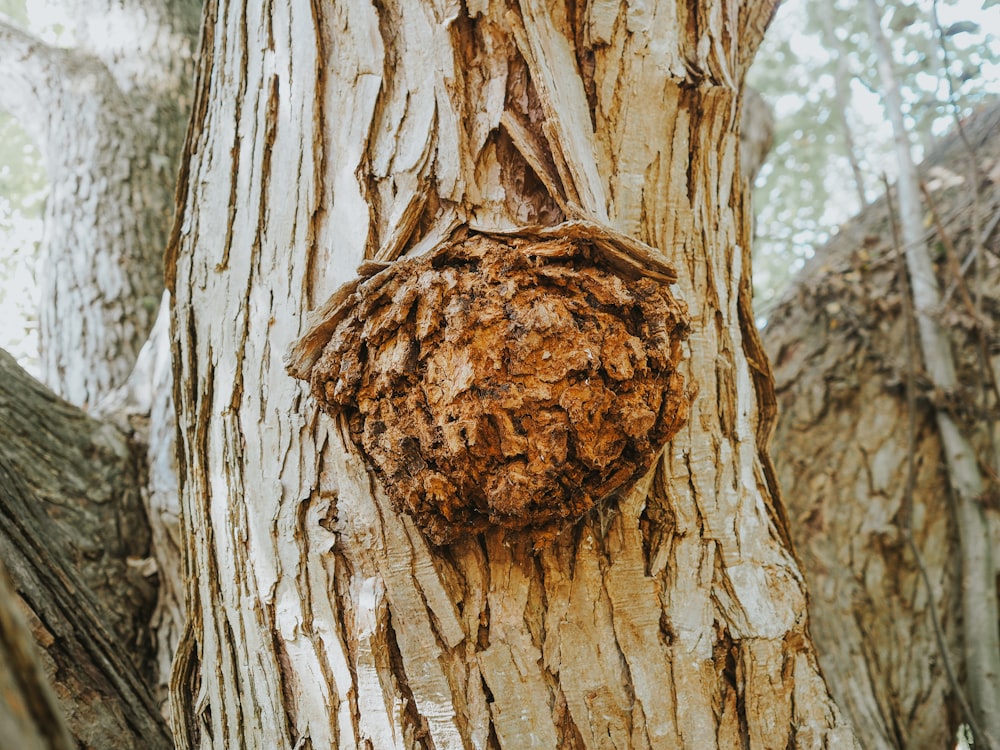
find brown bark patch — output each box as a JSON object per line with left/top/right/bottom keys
{"left": 291, "top": 227, "right": 689, "bottom": 544}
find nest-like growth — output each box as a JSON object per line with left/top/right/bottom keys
{"left": 288, "top": 225, "right": 689, "bottom": 544}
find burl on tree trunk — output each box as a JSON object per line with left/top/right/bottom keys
{"left": 287, "top": 221, "right": 689, "bottom": 545}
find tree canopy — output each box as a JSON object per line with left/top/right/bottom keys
{"left": 749, "top": 0, "right": 1000, "bottom": 315}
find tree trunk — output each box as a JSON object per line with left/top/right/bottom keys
{"left": 0, "top": 0, "right": 200, "bottom": 722}
{"left": 0, "top": 554, "right": 76, "bottom": 750}
{"left": 0, "top": 349, "right": 173, "bottom": 749}
{"left": 168, "top": 2, "right": 857, "bottom": 748}
{"left": 865, "top": 3, "right": 1000, "bottom": 743}
{"left": 0, "top": 0, "right": 197, "bottom": 408}
{"left": 764, "top": 100, "right": 1000, "bottom": 749}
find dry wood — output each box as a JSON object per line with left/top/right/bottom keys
{"left": 291, "top": 227, "right": 689, "bottom": 544}
{"left": 0, "top": 349, "right": 171, "bottom": 749}
{"left": 0, "top": 556, "right": 75, "bottom": 750}
{"left": 866, "top": 2, "right": 1000, "bottom": 743}
{"left": 765, "top": 100, "right": 1000, "bottom": 749}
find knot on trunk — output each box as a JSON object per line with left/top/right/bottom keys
{"left": 287, "top": 224, "right": 689, "bottom": 544}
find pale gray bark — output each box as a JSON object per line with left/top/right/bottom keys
{"left": 168, "top": 1, "right": 856, "bottom": 748}
{"left": 0, "top": 1, "right": 197, "bottom": 408}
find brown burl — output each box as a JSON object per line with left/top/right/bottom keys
{"left": 287, "top": 224, "right": 689, "bottom": 544}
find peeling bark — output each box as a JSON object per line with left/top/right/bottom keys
{"left": 169, "top": 1, "right": 856, "bottom": 748}
{"left": 290, "top": 226, "right": 689, "bottom": 545}
{"left": 0, "top": 1, "right": 197, "bottom": 407}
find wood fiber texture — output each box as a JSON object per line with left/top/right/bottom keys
{"left": 298, "top": 229, "right": 689, "bottom": 544}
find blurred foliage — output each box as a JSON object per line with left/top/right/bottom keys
{"left": 749, "top": 0, "right": 1000, "bottom": 319}
{"left": 0, "top": 0, "right": 28, "bottom": 24}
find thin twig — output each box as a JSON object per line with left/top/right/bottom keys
{"left": 931, "top": 0, "right": 1000, "bottom": 509}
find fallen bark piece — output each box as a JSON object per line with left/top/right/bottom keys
{"left": 289, "top": 226, "right": 689, "bottom": 544}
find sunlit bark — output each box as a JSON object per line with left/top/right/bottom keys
{"left": 169, "top": 2, "right": 857, "bottom": 747}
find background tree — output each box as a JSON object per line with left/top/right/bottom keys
{"left": 0, "top": 348, "right": 173, "bottom": 748}
{"left": 0, "top": 0, "right": 199, "bottom": 739}
{"left": 764, "top": 90, "right": 1000, "bottom": 750}
{"left": 0, "top": 108, "right": 45, "bottom": 368}
{"left": 0, "top": 0, "right": 198, "bottom": 407}
{"left": 164, "top": 1, "right": 858, "bottom": 748}
{"left": 748, "top": 1, "right": 1000, "bottom": 747}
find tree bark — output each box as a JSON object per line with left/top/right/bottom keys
{"left": 1, "top": 0, "right": 200, "bottom": 718}
{"left": 168, "top": 2, "right": 857, "bottom": 748}
{"left": 764, "top": 100, "right": 1000, "bottom": 749}
{"left": 0, "top": 555, "right": 76, "bottom": 750}
{"left": 740, "top": 87, "right": 775, "bottom": 186}
{"left": 865, "top": 2, "right": 1000, "bottom": 743}
{"left": 0, "top": 0, "right": 197, "bottom": 408}
{"left": 100, "top": 294, "right": 187, "bottom": 716}
{"left": 0, "top": 349, "right": 172, "bottom": 749}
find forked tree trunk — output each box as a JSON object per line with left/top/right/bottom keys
{"left": 168, "top": 2, "right": 857, "bottom": 747}
{"left": 0, "top": 0, "right": 199, "bottom": 721}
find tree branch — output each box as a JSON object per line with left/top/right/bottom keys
{"left": 885, "top": 176, "right": 984, "bottom": 747}
{"left": 866, "top": 0, "right": 1000, "bottom": 744}
{"left": 0, "top": 556, "right": 75, "bottom": 750}
{"left": 0, "top": 349, "right": 171, "bottom": 749}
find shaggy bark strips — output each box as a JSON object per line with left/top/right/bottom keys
{"left": 0, "top": 2, "right": 196, "bottom": 407}
{"left": 169, "top": 1, "right": 858, "bottom": 746}
{"left": 292, "top": 228, "right": 689, "bottom": 544}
